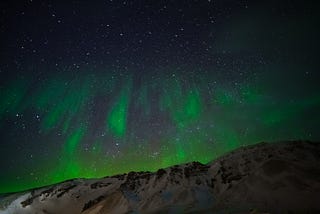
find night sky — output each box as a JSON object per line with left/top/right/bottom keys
{"left": 0, "top": 0, "right": 319, "bottom": 193}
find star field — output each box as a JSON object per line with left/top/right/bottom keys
{"left": 0, "top": 0, "right": 319, "bottom": 193}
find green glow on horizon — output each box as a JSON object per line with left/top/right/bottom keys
{"left": 1, "top": 0, "right": 320, "bottom": 196}
{"left": 1, "top": 70, "right": 319, "bottom": 194}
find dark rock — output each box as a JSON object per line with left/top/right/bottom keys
{"left": 90, "top": 182, "right": 111, "bottom": 189}
{"left": 82, "top": 195, "right": 105, "bottom": 211}
{"left": 56, "top": 185, "right": 76, "bottom": 198}
{"left": 156, "top": 169, "right": 166, "bottom": 179}
{"left": 196, "top": 179, "right": 201, "bottom": 185}
{"left": 21, "top": 197, "right": 34, "bottom": 208}
{"left": 112, "top": 173, "right": 126, "bottom": 180}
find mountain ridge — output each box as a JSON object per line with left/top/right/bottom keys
{"left": 1, "top": 140, "right": 320, "bottom": 213}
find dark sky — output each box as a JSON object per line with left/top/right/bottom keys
{"left": 0, "top": 0, "right": 319, "bottom": 193}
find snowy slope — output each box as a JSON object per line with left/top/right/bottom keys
{"left": 1, "top": 140, "right": 320, "bottom": 213}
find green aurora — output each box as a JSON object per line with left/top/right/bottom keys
{"left": 0, "top": 0, "right": 319, "bottom": 194}
{"left": 0, "top": 67, "right": 319, "bottom": 193}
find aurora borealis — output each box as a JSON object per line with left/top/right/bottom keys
{"left": 0, "top": 0, "right": 319, "bottom": 193}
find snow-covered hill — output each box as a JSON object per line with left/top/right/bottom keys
{"left": 1, "top": 140, "right": 320, "bottom": 213}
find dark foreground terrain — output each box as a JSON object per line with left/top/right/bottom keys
{"left": 1, "top": 140, "right": 320, "bottom": 213}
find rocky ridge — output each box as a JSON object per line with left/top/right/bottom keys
{"left": 0, "top": 140, "right": 320, "bottom": 213}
